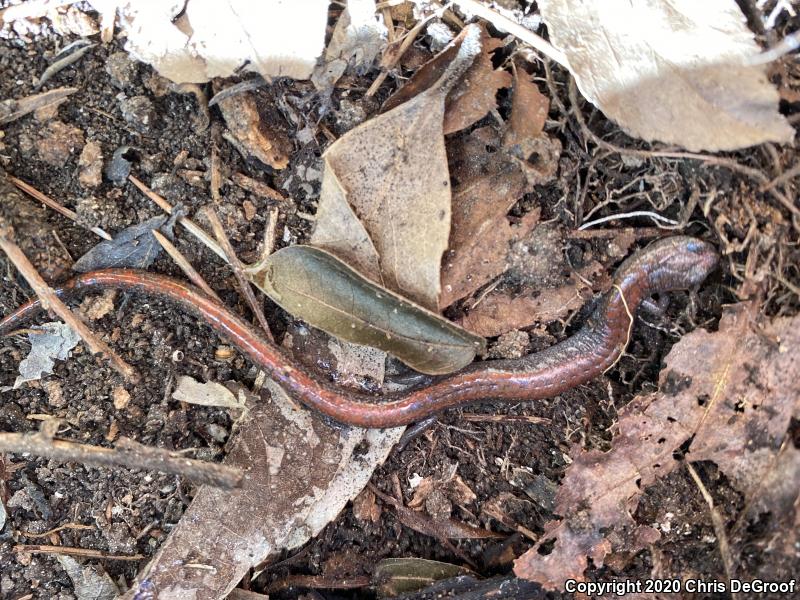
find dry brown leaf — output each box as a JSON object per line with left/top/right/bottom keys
{"left": 122, "top": 382, "right": 403, "bottom": 599}
{"left": 503, "top": 62, "right": 550, "bottom": 148}
{"left": 539, "top": 0, "right": 794, "bottom": 151}
{"left": 381, "top": 24, "right": 512, "bottom": 135}
{"left": 439, "top": 66, "right": 558, "bottom": 309}
{"left": 514, "top": 304, "right": 800, "bottom": 589}
{"left": 461, "top": 248, "right": 605, "bottom": 337}
{"left": 311, "top": 24, "right": 482, "bottom": 310}
{"left": 216, "top": 88, "right": 291, "bottom": 170}
{"left": 352, "top": 487, "right": 382, "bottom": 524}
{"left": 459, "top": 280, "right": 589, "bottom": 337}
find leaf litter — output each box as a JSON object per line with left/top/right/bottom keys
{"left": 121, "top": 381, "right": 403, "bottom": 599}
{"left": 73, "top": 213, "right": 179, "bottom": 272}
{"left": 2, "top": 1, "right": 799, "bottom": 597}
{"left": 311, "top": 24, "right": 483, "bottom": 311}
{"left": 381, "top": 23, "right": 512, "bottom": 135}
{"left": 440, "top": 63, "right": 560, "bottom": 309}
{"left": 514, "top": 303, "right": 800, "bottom": 589}
{"left": 538, "top": 0, "right": 794, "bottom": 151}
{"left": 254, "top": 245, "right": 484, "bottom": 374}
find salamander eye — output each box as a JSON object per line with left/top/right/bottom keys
{"left": 685, "top": 240, "right": 703, "bottom": 253}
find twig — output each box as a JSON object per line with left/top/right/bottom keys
{"left": 210, "top": 145, "right": 221, "bottom": 202}
{"left": 231, "top": 172, "right": 288, "bottom": 202}
{"left": 8, "top": 176, "right": 112, "bottom": 240}
{"left": 0, "top": 220, "right": 138, "bottom": 382}
{"left": 461, "top": 413, "right": 551, "bottom": 424}
{"left": 128, "top": 174, "right": 227, "bottom": 262}
{"left": 0, "top": 87, "right": 77, "bottom": 125}
{"left": 13, "top": 544, "right": 144, "bottom": 561}
{"left": 18, "top": 523, "right": 93, "bottom": 538}
{"left": 453, "top": 0, "right": 568, "bottom": 66}
{"left": 569, "top": 227, "right": 664, "bottom": 240}
{"left": 0, "top": 431, "right": 243, "bottom": 489}
{"left": 686, "top": 463, "right": 736, "bottom": 594}
{"left": 152, "top": 229, "right": 222, "bottom": 302}
{"left": 202, "top": 208, "right": 274, "bottom": 341}
{"left": 244, "top": 207, "right": 280, "bottom": 275}
{"left": 579, "top": 210, "right": 679, "bottom": 230}
{"left": 760, "top": 161, "right": 800, "bottom": 192}
{"left": 567, "top": 77, "right": 800, "bottom": 219}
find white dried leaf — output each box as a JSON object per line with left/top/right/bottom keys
{"left": 121, "top": 381, "right": 403, "bottom": 599}
{"left": 113, "top": 0, "right": 329, "bottom": 83}
{"left": 14, "top": 322, "right": 81, "bottom": 388}
{"left": 312, "top": 0, "right": 388, "bottom": 90}
{"left": 539, "top": 0, "right": 794, "bottom": 151}
{"left": 172, "top": 376, "right": 244, "bottom": 410}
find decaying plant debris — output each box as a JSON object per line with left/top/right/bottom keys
{"left": 0, "top": 1, "right": 799, "bottom": 599}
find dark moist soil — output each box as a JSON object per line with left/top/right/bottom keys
{"left": 1, "top": 5, "right": 799, "bottom": 600}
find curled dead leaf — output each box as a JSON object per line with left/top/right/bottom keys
{"left": 311, "top": 24, "right": 483, "bottom": 310}
{"left": 539, "top": 0, "right": 794, "bottom": 151}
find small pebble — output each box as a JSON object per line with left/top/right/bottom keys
{"left": 118, "top": 95, "right": 156, "bottom": 132}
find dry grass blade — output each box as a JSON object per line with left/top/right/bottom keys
{"left": 202, "top": 207, "right": 273, "bottom": 341}
{"left": 685, "top": 463, "right": 735, "bottom": 590}
{"left": 9, "top": 176, "right": 112, "bottom": 240}
{"left": 152, "top": 229, "right": 221, "bottom": 302}
{"left": 128, "top": 174, "right": 227, "bottom": 261}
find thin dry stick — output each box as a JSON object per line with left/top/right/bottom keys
{"left": 245, "top": 207, "right": 280, "bottom": 274}
{"left": 18, "top": 523, "right": 93, "bottom": 538}
{"left": 453, "top": 0, "right": 568, "bottom": 66}
{"left": 0, "top": 221, "right": 138, "bottom": 383}
{"left": 567, "top": 78, "right": 800, "bottom": 219}
{"left": 128, "top": 174, "right": 227, "bottom": 262}
{"left": 570, "top": 227, "right": 665, "bottom": 240}
{"left": 152, "top": 229, "right": 222, "bottom": 302}
{"left": 761, "top": 161, "right": 800, "bottom": 192}
{"left": 686, "top": 462, "right": 736, "bottom": 593}
{"left": 13, "top": 544, "right": 144, "bottom": 561}
{"left": 210, "top": 145, "right": 222, "bottom": 202}
{"left": 202, "top": 207, "right": 274, "bottom": 342}
{"left": 9, "top": 176, "right": 112, "bottom": 240}
{"left": 461, "top": 414, "right": 551, "bottom": 424}
{"left": 0, "top": 431, "right": 243, "bottom": 489}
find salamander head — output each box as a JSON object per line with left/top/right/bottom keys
{"left": 616, "top": 236, "right": 719, "bottom": 293}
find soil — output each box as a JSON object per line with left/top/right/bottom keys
{"left": 0, "top": 3, "right": 798, "bottom": 600}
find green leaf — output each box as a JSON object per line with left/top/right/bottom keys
{"left": 372, "top": 558, "right": 473, "bottom": 597}
{"left": 249, "top": 245, "right": 485, "bottom": 375}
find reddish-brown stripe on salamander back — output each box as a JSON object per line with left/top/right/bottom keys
{"left": 0, "top": 236, "right": 718, "bottom": 427}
